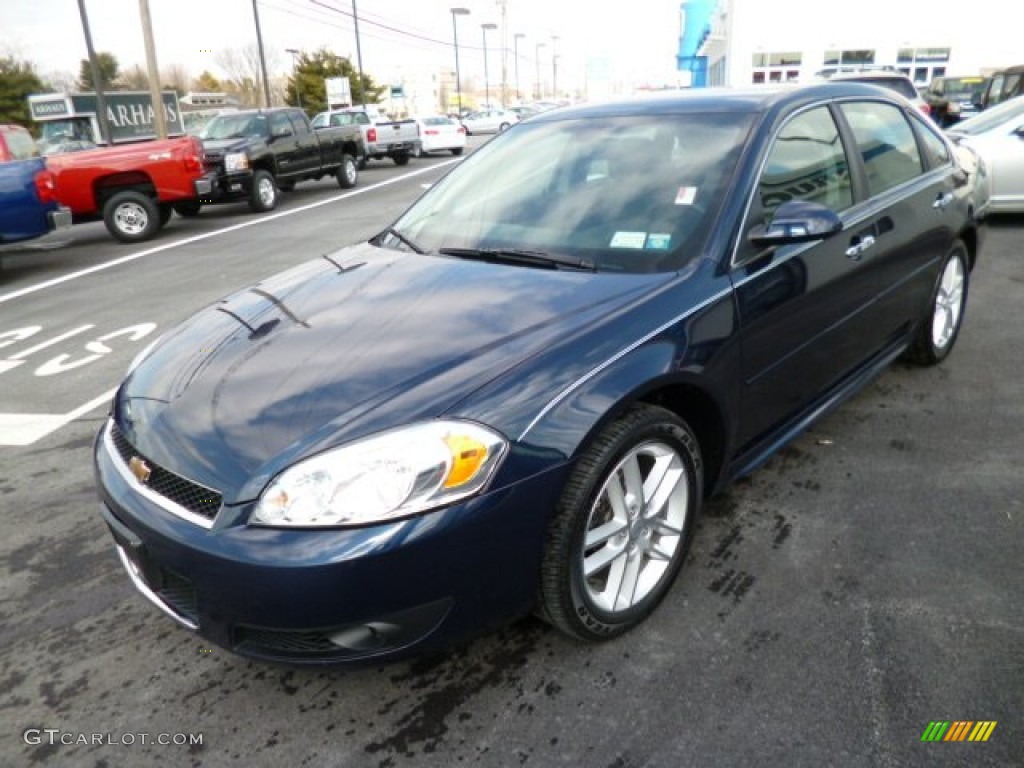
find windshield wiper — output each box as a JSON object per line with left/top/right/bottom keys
{"left": 375, "top": 226, "right": 425, "bottom": 254}
{"left": 438, "top": 247, "right": 595, "bottom": 272}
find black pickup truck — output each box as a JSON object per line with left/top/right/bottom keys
{"left": 183, "top": 107, "right": 364, "bottom": 216}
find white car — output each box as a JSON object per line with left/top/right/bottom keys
{"left": 948, "top": 94, "right": 1024, "bottom": 214}
{"left": 460, "top": 109, "right": 520, "bottom": 135}
{"left": 413, "top": 115, "right": 466, "bottom": 157}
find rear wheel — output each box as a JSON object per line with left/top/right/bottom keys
{"left": 498, "top": 122, "right": 511, "bottom": 132}
{"left": 249, "top": 169, "right": 279, "bottom": 213}
{"left": 173, "top": 200, "right": 202, "bottom": 217}
{"left": 904, "top": 241, "right": 969, "bottom": 366}
{"left": 536, "top": 404, "right": 702, "bottom": 641}
{"left": 393, "top": 153, "right": 410, "bottom": 166}
{"left": 451, "top": 147, "right": 464, "bottom": 156}
{"left": 337, "top": 154, "right": 358, "bottom": 189}
{"left": 103, "top": 190, "right": 161, "bottom": 243}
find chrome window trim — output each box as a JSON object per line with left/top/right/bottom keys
{"left": 103, "top": 420, "right": 218, "bottom": 530}
{"left": 518, "top": 284, "right": 735, "bottom": 440}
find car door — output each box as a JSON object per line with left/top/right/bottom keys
{"left": 287, "top": 111, "right": 320, "bottom": 174}
{"left": 268, "top": 111, "right": 300, "bottom": 177}
{"left": 834, "top": 99, "right": 963, "bottom": 345}
{"left": 732, "top": 104, "right": 887, "bottom": 449}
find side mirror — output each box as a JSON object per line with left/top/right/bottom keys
{"left": 747, "top": 200, "right": 843, "bottom": 248}
{"left": 1012, "top": 124, "right": 1024, "bottom": 139}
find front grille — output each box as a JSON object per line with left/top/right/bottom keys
{"left": 109, "top": 422, "right": 222, "bottom": 522}
{"left": 235, "top": 627, "right": 341, "bottom": 656}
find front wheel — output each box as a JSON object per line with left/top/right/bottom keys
{"left": 536, "top": 403, "right": 702, "bottom": 641}
{"left": 103, "top": 190, "right": 161, "bottom": 243}
{"left": 248, "top": 169, "right": 279, "bottom": 213}
{"left": 451, "top": 147, "right": 464, "bottom": 156}
{"left": 337, "top": 154, "right": 358, "bottom": 189}
{"left": 904, "top": 241, "right": 969, "bottom": 366}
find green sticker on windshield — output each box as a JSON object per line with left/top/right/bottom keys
{"left": 646, "top": 233, "right": 672, "bottom": 250}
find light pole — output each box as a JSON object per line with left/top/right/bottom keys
{"left": 450, "top": 7, "right": 470, "bottom": 116}
{"left": 513, "top": 33, "right": 525, "bottom": 102}
{"left": 285, "top": 48, "right": 302, "bottom": 109}
{"left": 481, "top": 23, "right": 497, "bottom": 109}
{"left": 551, "top": 35, "right": 560, "bottom": 100}
{"left": 250, "top": 0, "right": 272, "bottom": 107}
{"left": 535, "top": 42, "right": 546, "bottom": 100}
{"left": 352, "top": 0, "right": 365, "bottom": 107}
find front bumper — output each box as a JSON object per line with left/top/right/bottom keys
{"left": 199, "top": 168, "right": 253, "bottom": 203}
{"left": 93, "top": 420, "right": 565, "bottom": 665}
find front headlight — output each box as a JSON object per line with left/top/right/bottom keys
{"left": 224, "top": 152, "right": 250, "bottom": 172}
{"left": 251, "top": 421, "right": 508, "bottom": 527}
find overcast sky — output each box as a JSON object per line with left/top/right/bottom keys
{"left": 0, "top": 0, "right": 683, "bottom": 92}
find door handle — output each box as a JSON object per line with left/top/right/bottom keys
{"left": 845, "top": 235, "right": 876, "bottom": 260}
{"left": 932, "top": 191, "right": 955, "bottom": 210}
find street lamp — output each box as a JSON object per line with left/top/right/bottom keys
{"left": 551, "top": 35, "right": 560, "bottom": 99}
{"left": 481, "top": 23, "right": 497, "bottom": 109}
{"left": 513, "top": 33, "right": 525, "bottom": 102}
{"left": 450, "top": 7, "right": 470, "bottom": 116}
{"left": 535, "top": 42, "right": 546, "bottom": 100}
{"left": 285, "top": 48, "right": 302, "bottom": 109}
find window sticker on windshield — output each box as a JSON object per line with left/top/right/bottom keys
{"left": 674, "top": 186, "right": 698, "bottom": 205}
{"left": 646, "top": 233, "right": 672, "bottom": 250}
{"left": 610, "top": 231, "right": 647, "bottom": 249}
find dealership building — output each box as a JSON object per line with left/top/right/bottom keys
{"left": 677, "top": 0, "right": 1022, "bottom": 88}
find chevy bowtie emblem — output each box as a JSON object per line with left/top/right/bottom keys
{"left": 128, "top": 456, "right": 152, "bottom": 485}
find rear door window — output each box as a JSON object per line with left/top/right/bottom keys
{"left": 0, "top": 128, "right": 40, "bottom": 161}
{"left": 839, "top": 101, "right": 924, "bottom": 196}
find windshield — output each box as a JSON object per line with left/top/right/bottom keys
{"left": 392, "top": 113, "right": 753, "bottom": 273}
{"left": 201, "top": 114, "right": 269, "bottom": 140}
{"left": 952, "top": 94, "right": 1024, "bottom": 135}
{"left": 942, "top": 78, "right": 986, "bottom": 101}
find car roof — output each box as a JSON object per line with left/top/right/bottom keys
{"left": 532, "top": 82, "right": 909, "bottom": 121}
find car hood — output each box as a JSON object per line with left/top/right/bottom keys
{"left": 119, "top": 243, "right": 668, "bottom": 501}
{"left": 201, "top": 137, "right": 260, "bottom": 154}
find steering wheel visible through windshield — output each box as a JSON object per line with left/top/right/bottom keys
{"left": 391, "top": 112, "right": 753, "bottom": 273}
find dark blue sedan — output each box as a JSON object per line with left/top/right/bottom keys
{"left": 94, "top": 83, "right": 981, "bottom": 663}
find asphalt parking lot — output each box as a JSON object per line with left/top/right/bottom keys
{"left": 0, "top": 143, "right": 1020, "bottom": 766}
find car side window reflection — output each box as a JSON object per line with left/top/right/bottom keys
{"left": 911, "top": 115, "right": 951, "bottom": 167}
{"left": 839, "top": 101, "right": 924, "bottom": 196}
{"left": 758, "top": 107, "right": 853, "bottom": 219}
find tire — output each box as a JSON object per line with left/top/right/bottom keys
{"left": 102, "top": 190, "right": 161, "bottom": 244}
{"left": 393, "top": 153, "right": 410, "bottom": 167}
{"left": 173, "top": 200, "right": 202, "bottom": 217}
{"left": 451, "top": 147, "right": 464, "bottom": 156}
{"left": 414, "top": 144, "right": 426, "bottom": 158}
{"left": 536, "top": 403, "right": 702, "bottom": 641}
{"left": 248, "top": 169, "right": 279, "bottom": 213}
{"left": 158, "top": 203, "right": 173, "bottom": 228}
{"left": 357, "top": 154, "right": 368, "bottom": 170}
{"left": 904, "top": 240, "right": 969, "bottom": 366}
{"left": 498, "top": 122, "right": 511, "bottom": 132}
{"left": 337, "top": 154, "right": 358, "bottom": 189}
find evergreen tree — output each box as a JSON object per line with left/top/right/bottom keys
{"left": 77, "top": 52, "right": 120, "bottom": 91}
{"left": 286, "top": 49, "right": 384, "bottom": 115}
{"left": 0, "top": 56, "right": 47, "bottom": 126}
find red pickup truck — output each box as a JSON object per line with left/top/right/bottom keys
{"left": 46, "top": 136, "right": 211, "bottom": 243}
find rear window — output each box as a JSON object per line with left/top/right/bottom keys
{"left": 422, "top": 117, "right": 454, "bottom": 126}
{"left": 0, "top": 127, "right": 40, "bottom": 161}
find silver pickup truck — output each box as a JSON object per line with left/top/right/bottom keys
{"left": 311, "top": 108, "right": 419, "bottom": 167}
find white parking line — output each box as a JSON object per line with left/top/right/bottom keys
{"left": 0, "top": 386, "right": 117, "bottom": 446}
{"left": 0, "top": 159, "right": 459, "bottom": 307}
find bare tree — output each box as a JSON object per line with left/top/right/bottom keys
{"left": 119, "top": 64, "right": 149, "bottom": 90}
{"left": 161, "top": 62, "right": 192, "bottom": 95}
{"left": 215, "top": 44, "right": 281, "bottom": 106}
